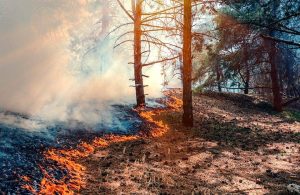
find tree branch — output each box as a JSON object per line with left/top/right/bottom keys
{"left": 117, "top": 0, "right": 135, "bottom": 21}
{"left": 143, "top": 55, "right": 180, "bottom": 66}
{"left": 261, "top": 35, "right": 300, "bottom": 47}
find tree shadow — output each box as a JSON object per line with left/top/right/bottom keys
{"left": 200, "top": 91, "right": 276, "bottom": 114}
{"left": 80, "top": 135, "right": 232, "bottom": 194}
{"left": 200, "top": 91, "right": 300, "bottom": 123}
{"left": 256, "top": 169, "right": 300, "bottom": 194}
{"left": 80, "top": 93, "right": 300, "bottom": 194}
{"left": 193, "top": 118, "right": 300, "bottom": 151}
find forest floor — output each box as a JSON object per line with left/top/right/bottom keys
{"left": 79, "top": 91, "right": 300, "bottom": 194}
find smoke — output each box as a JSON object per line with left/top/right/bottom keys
{"left": 0, "top": 0, "right": 172, "bottom": 127}
{"left": 0, "top": 0, "right": 129, "bottom": 125}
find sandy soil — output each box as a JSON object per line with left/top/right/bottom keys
{"left": 79, "top": 92, "right": 300, "bottom": 194}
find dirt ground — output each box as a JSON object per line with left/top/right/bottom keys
{"left": 79, "top": 92, "right": 300, "bottom": 194}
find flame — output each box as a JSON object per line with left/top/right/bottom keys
{"left": 138, "top": 109, "right": 169, "bottom": 137}
{"left": 137, "top": 91, "right": 182, "bottom": 137}
{"left": 163, "top": 89, "right": 183, "bottom": 111}
{"left": 22, "top": 92, "right": 182, "bottom": 194}
{"left": 22, "top": 136, "right": 140, "bottom": 194}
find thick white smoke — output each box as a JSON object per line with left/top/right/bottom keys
{"left": 0, "top": 0, "right": 131, "bottom": 125}
{"left": 0, "top": 0, "right": 170, "bottom": 127}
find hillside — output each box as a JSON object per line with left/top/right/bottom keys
{"left": 78, "top": 92, "right": 300, "bottom": 194}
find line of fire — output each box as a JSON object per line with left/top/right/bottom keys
{"left": 0, "top": 0, "right": 300, "bottom": 194}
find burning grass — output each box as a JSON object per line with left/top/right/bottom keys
{"left": 21, "top": 92, "right": 182, "bottom": 194}
{"left": 21, "top": 91, "right": 300, "bottom": 194}
{"left": 22, "top": 136, "right": 139, "bottom": 194}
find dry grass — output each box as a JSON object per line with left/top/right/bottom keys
{"left": 79, "top": 92, "right": 300, "bottom": 194}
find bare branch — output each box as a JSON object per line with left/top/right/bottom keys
{"left": 114, "top": 39, "right": 133, "bottom": 49}
{"left": 117, "top": 0, "right": 135, "bottom": 21}
{"left": 143, "top": 55, "right": 180, "bottom": 67}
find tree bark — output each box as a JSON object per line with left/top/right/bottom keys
{"left": 269, "top": 40, "right": 283, "bottom": 112}
{"left": 243, "top": 46, "right": 250, "bottom": 95}
{"left": 133, "top": 0, "right": 145, "bottom": 107}
{"left": 268, "top": 0, "right": 283, "bottom": 112}
{"left": 216, "top": 62, "right": 222, "bottom": 92}
{"left": 244, "top": 81, "right": 249, "bottom": 94}
{"left": 182, "top": 0, "right": 193, "bottom": 127}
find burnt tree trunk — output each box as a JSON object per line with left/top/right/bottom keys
{"left": 133, "top": 0, "right": 145, "bottom": 107}
{"left": 182, "top": 0, "right": 193, "bottom": 127}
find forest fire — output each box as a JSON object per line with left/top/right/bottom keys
{"left": 21, "top": 135, "right": 140, "bottom": 194}
{"left": 20, "top": 93, "right": 182, "bottom": 194}
{"left": 1, "top": 0, "right": 299, "bottom": 193}
{"left": 138, "top": 91, "right": 182, "bottom": 137}
{"left": 163, "top": 90, "right": 183, "bottom": 111}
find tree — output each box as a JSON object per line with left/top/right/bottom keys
{"left": 115, "top": 0, "right": 182, "bottom": 107}
{"left": 182, "top": 0, "right": 193, "bottom": 126}
{"left": 116, "top": 0, "right": 145, "bottom": 106}
{"left": 203, "top": 0, "right": 300, "bottom": 111}
{"left": 264, "top": 0, "right": 283, "bottom": 112}
{"left": 133, "top": 0, "right": 146, "bottom": 107}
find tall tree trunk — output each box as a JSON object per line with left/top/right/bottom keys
{"left": 243, "top": 46, "right": 250, "bottom": 94}
{"left": 182, "top": 0, "right": 193, "bottom": 127}
{"left": 244, "top": 79, "right": 249, "bottom": 94}
{"left": 285, "top": 50, "right": 293, "bottom": 97}
{"left": 216, "top": 63, "right": 222, "bottom": 92}
{"left": 133, "top": 0, "right": 145, "bottom": 107}
{"left": 269, "top": 40, "right": 283, "bottom": 111}
{"left": 268, "top": 0, "right": 283, "bottom": 112}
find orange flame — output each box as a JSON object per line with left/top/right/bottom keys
{"left": 163, "top": 90, "right": 183, "bottom": 111}
{"left": 22, "top": 92, "right": 182, "bottom": 194}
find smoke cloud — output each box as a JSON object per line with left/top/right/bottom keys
{"left": 0, "top": 0, "right": 181, "bottom": 128}
{"left": 0, "top": 1, "right": 137, "bottom": 125}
